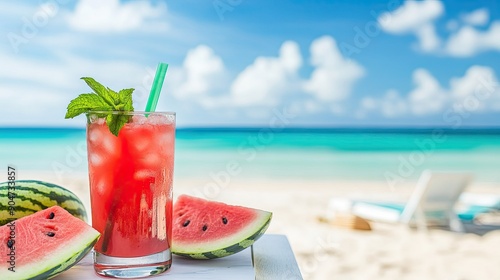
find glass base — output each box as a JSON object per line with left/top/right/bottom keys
{"left": 93, "top": 249, "right": 172, "bottom": 278}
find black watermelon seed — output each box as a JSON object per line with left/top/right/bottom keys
{"left": 222, "top": 217, "right": 228, "bottom": 224}
{"left": 46, "top": 232, "right": 55, "bottom": 237}
{"left": 48, "top": 212, "right": 55, "bottom": 219}
{"left": 183, "top": 220, "right": 190, "bottom": 227}
{"left": 7, "top": 239, "right": 14, "bottom": 248}
{"left": 202, "top": 225, "right": 208, "bottom": 231}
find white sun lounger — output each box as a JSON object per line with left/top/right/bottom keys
{"left": 329, "top": 171, "right": 475, "bottom": 231}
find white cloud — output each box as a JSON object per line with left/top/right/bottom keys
{"left": 379, "top": 2, "right": 499, "bottom": 57}
{"left": 303, "top": 36, "right": 364, "bottom": 102}
{"left": 0, "top": 52, "right": 74, "bottom": 90}
{"left": 445, "top": 21, "right": 500, "bottom": 57}
{"left": 304, "top": 100, "right": 322, "bottom": 114}
{"left": 230, "top": 41, "right": 302, "bottom": 106}
{"left": 461, "top": 8, "right": 489, "bottom": 26}
{"left": 382, "top": 90, "right": 408, "bottom": 117}
{"left": 379, "top": 0, "right": 443, "bottom": 51}
{"left": 449, "top": 66, "right": 500, "bottom": 111}
{"left": 0, "top": 49, "right": 148, "bottom": 94}
{"left": 358, "top": 66, "right": 500, "bottom": 118}
{"left": 67, "top": 0, "right": 166, "bottom": 33}
{"left": 171, "top": 37, "right": 364, "bottom": 112}
{"left": 170, "top": 45, "right": 226, "bottom": 103}
{"left": 357, "top": 91, "right": 407, "bottom": 118}
{"left": 414, "top": 24, "right": 441, "bottom": 52}
{"left": 0, "top": 49, "right": 152, "bottom": 126}
{"left": 0, "top": 84, "right": 70, "bottom": 126}
{"left": 379, "top": 0, "right": 443, "bottom": 33}
{"left": 408, "top": 69, "right": 447, "bottom": 115}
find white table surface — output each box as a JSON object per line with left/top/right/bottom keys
{"left": 54, "top": 234, "right": 303, "bottom": 280}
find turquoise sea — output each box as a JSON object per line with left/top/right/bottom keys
{"left": 1, "top": 127, "right": 500, "bottom": 184}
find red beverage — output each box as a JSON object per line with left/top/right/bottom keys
{"left": 86, "top": 112, "right": 175, "bottom": 258}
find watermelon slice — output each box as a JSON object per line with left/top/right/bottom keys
{"left": 172, "top": 195, "right": 272, "bottom": 259}
{"left": 0, "top": 206, "right": 100, "bottom": 279}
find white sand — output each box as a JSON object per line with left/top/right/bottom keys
{"left": 20, "top": 171, "right": 500, "bottom": 280}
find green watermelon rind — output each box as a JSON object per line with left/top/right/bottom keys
{"left": 0, "top": 180, "right": 88, "bottom": 225}
{"left": 28, "top": 234, "right": 98, "bottom": 280}
{"left": 173, "top": 212, "right": 272, "bottom": 260}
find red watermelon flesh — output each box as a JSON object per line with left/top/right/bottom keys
{"left": 0, "top": 206, "right": 100, "bottom": 279}
{"left": 172, "top": 195, "right": 272, "bottom": 259}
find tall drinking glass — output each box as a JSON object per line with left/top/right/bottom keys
{"left": 85, "top": 111, "right": 175, "bottom": 278}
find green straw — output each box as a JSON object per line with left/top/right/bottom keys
{"left": 145, "top": 62, "right": 169, "bottom": 112}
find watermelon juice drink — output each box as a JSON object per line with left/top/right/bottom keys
{"left": 86, "top": 111, "right": 175, "bottom": 277}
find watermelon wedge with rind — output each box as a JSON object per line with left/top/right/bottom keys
{"left": 172, "top": 195, "right": 272, "bottom": 259}
{"left": 0, "top": 206, "right": 100, "bottom": 279}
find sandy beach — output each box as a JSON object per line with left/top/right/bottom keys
{"left": 20, "top": 171, "right": 500, "bottom": 280}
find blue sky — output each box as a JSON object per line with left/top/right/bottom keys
{"left": 0, "top": 0, "right": 499, "bottom": 128}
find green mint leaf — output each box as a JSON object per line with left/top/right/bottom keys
{"left": 106, "top": 113, "right": 129, "bottom": 136}
{"left": 107, "top": 88, "right": 120, "bottom": 103}
{"left": 118, "top": 88, "right": 134, "bottom": 111}
{"left": 65, "top": 93, "right": 111, "bottom": 119}
{"left": 81, "top": 77, "right": 117, "bottom": 108}
{"left": 66, "top": 77, "right": 136, "bottom": 137}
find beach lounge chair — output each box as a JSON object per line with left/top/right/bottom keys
{"left": 329, "top": 171, "right": 476, "bottom": 232}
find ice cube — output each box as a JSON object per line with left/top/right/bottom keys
{"left": 147, "top": 114, "right": 170, "bottom": 125}
{"left": 101, "top": 135, "right": 117, "bottom": 154}
{"left": 134, "top": 169, "right": 155, "bottom": 181}
{"left": 131, "top": 136, "right": 150, "bottom": 153}
{"left": 132, "top": 115, "right": 147, "bottom": 125}
{"left": 157, "top": 132, "right": 174, "bottom": 145}
{"left": 141, "top": 153, "right": 162, "bottom": 167}
{"left": 88, "top": 127, "right": 102, "bottom": 144}
{"left": 93, "top": 178, "right": 108, "bottom": 195}
{"left": 89, "top": 114, "right": 106, "bottom": 125}
{"left": 89, "top": 154, "right": 103, "bottom": 166}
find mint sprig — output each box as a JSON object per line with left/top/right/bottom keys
{"left": 65, "top": 77, "right": 135, "bottom": 136}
